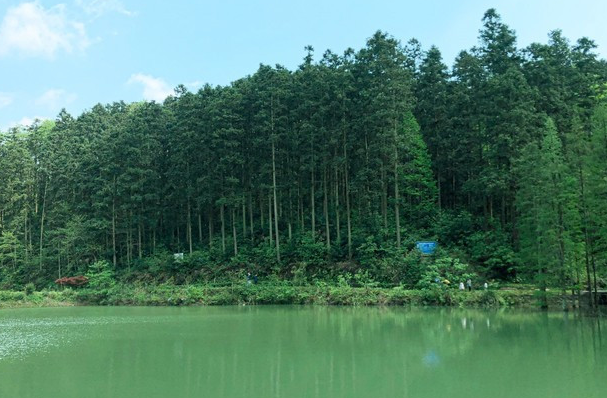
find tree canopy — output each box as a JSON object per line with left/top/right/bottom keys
{"left": 1, "top": 10, "right": 606, "bottom": 302}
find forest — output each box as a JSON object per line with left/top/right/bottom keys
{"left": 1, "top": 10, "right": 606, "bottom": 304}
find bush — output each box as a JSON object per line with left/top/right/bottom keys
{"left": 434, "top": 210, "right": 474, "bottom": 247}
{"left": 467, "top": 228, "right": 517, "bottom": 280}
{"left": 416, "top": 255, "right": 475, "bottom": 290}
{"left": 476, "top": 290, "right": 505, "bottom": 306}
{"left": 11, "top": 291, "right": 25, "bottom": 301}
{"left": 385, "top": 287, "right": 417, "bottom": 305}
{"left": 24, "top": 282, "right": 36, "bottom": 295}
{"left": 419, "top": 287, "right": 460, "bottom": 306}
{"left": 291, "top": 263, "right": 308, "bottom": 286}
{"left": 85, "top": 260, "right": 116, "bottom": 290}
{"left": 399, "top": 250, "right": 425, "bottom": 288}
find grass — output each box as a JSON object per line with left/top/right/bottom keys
{"left": 0, "top": 283, "right": 569, "bottom": 309}
{"left": 0, "top": 289, "right": 77, "bottom": 308}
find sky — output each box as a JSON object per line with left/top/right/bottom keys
{"left": 1, "top": 0, "right": 606, "bottom": 130}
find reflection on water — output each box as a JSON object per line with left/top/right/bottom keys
{"left": 0, "top": 306, "right": 605, "bottom": 398}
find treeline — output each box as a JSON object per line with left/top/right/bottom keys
{"left": 1, "top": 10, "right": 606, "bottom": 301}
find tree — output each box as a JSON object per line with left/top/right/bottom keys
{"left": 415, "top": 46, "right": 450, "bottom": 209}
{"left": 515, "top": 118, "right": 578, "bottom": 302}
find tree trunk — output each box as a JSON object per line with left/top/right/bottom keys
{"left": 578, "top": 166, "right": 595, "bottom": 308}
{"left": 220, "top": 203, "right": 226, "bottom": 254}
{"left": 57, "top": 243, "right": 61, "bottom": 279}
{"left": 232, "top": 207, "right": 238, "bottom": 256}
{"left": 591, "top": 252, "right": 599, "bottom": 308}
{"left": 583, "top": 225, "right": 594, "bottom": 307}
{"left": 242, "top": 197, "right": 246, "bottom": 237}
{"left": 298, "top": 180, "right": 304, "bottom": 232}
{"left": 381, "top": 166, "right": 387, "bottom": 229}
{"left": 208, "top": 206, "right": 214, "bottom": 248}
{"left": 24, "top": 208, "right": 28, "bottom": 263}
{"left": 288, "top": 187, "right": 293, "bottom": 240}
{"left": 112, "top": 177, "right": 117, "bottom": 267}
{"left": 437, "top": 168, "right": 442, "bottom": 210}
{"left": 39, "top": 177, "right": 48, "bottom": 271}
{"left": 127, "top": 210, "right": 133, "bottom": 270}
{"left": 364, "top": 133, "right": 371, "bottom": 216}
{"left": 248, "top": 193, "right": 254, "bottom": 239}
{"left": 394, "top": 145, "right": 401, "bottom": 249}
{"left": 272, "top": 139, "right": 281, "bottom": 262}
{"left": 345, "top": 171, "right": 352, "bottom": 260}
{"left": 311, "top": 169, "right": 316, "bottom": 237}
{"left": 343, "top": 106, "right": 352, "bottom": 260}
{"left": 187, "top": 199, "right": 193, "bottom": 254}
{"left": 323, "top": 166, "right": 330, "bottom": 250}
{"left": 138, "top": 219, "right": 142, "bottom": 259}
{"left": 335, "top": 166, "right": 340, "bottom": 244}
{"left": 152, "top": 228, "right": 156, "bottom": 255}
{"left": 260, "top": 194, "right": 264, "bottom": 234}
{"left": 198, "top": 211, "right": 203, "bottom": 245}
{"left": 268, "top": 194, "right": 273, "bottom": 246}
{"left": 126, "top": 225, "right": 131, "bottom": 270}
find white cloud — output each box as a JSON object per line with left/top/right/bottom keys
{"left": 76, "top": 0, "right": 135, "bottom": 18}
{"left": 128, "top": 74, "right": 173, "bottom": 102}
{"left": 16, "top": 116, "right": 48, "bottom": 127}
{"left": 35, "top": 89, "right": 77, "bottom": 109}
{"left": 0, "top": 2, "right": 90, "bottom": 58}
{"left": 2, "top": 115, "right": 49, "bottom": 131}
{"left": 187, "top": 81, "right": 203, "bottom": 90}
{"left": 17, "top": 116, "right": 36, "bottom": 126}
{"left": 0, "top": 93, "right": 13, "bottom": 108}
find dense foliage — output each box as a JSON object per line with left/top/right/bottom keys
{"left": 1, "top": 10, "right": 606, "bottom": 306}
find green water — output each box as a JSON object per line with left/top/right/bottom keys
{"left": 0, "top": 306, "right": 605, "bottom": 398}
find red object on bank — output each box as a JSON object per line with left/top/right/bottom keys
{"left": 55, "top": 275, "right": 89, "bottom": 286}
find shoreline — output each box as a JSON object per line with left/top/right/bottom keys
{"left": 0, "top": 284, "right": 590, "bottom": 310}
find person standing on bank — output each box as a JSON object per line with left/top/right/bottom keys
{"left": 466, "top": 279, "right": 472, "bottom": 291}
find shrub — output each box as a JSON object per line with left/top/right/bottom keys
{"left": 467, "top": 228, "right": 517, "bottom": 280}
{"left": 416, "top": 255, "right": 475, "bottom": 290}
{"left": 291, "top": 262, "right": 308, "bottom": 286}
{"left": 24, "top": 282, "right": 36, "bottom": 295}
{"left": 11, "top": 291, "right": 25, "bottom": 301}
{"left": 85, "top": 260, "right": 116, "bottom": 290}
{"left": 477, "top": 290, "right": 505, "bottom": 307}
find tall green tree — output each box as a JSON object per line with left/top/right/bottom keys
{"left": 515, "top": 119, "right": 578, "bottom": 297}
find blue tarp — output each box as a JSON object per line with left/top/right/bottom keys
{"left": 416, "top": 241, "right": 437, "bottom": 255}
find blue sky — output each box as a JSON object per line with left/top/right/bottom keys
{"left": 1, "top": 0, "right": 606, "bottom": 130}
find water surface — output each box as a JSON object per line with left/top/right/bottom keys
{"left": 0, "top": 306, "right": 605, "bottom": 398}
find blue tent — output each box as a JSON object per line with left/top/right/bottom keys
{"left": 416, "top": 241, "right": 437, "bottom": 255}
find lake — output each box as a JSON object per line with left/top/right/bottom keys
{"left": 0, "top": 306, "right": 605, "bottom": 398}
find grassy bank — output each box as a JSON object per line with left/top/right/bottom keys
{"left": 0, "top": 283, "right": 574, "bottom": 309}
{"left": 0, "top": 290, "right": 77, "bottom": 308}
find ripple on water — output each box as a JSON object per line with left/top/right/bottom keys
{"left": 0, "top": 314, "right": 173, "bottom": 361}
